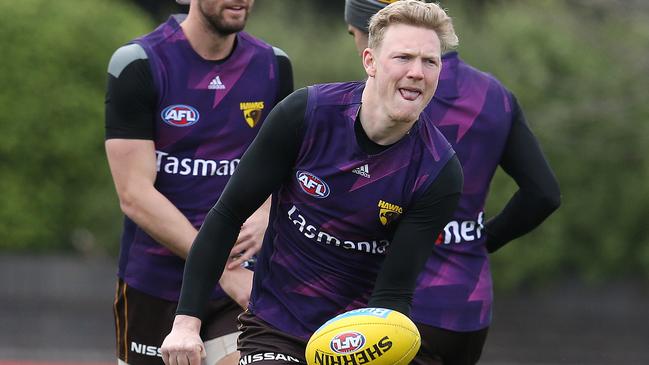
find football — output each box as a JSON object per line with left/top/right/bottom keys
{"left": 305, "top": 307, "right": 421, "bottom": 365}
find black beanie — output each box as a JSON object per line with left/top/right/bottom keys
{"left": 344, "top": 0, "right": 396, "bottom": 33}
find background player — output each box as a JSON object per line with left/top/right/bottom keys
{"left": 344, "top": 0, "right": 561, "bottom": 364}
{"left": 104, "top": 0, "right": 293, "bottom": 364}
{"left": 160, "top": 1, "right": 464, "bottom": 364}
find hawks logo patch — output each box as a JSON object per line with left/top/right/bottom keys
{"left": 240, "top": 101, "right": 264, "bottom": 128}
{"left": 377, "top": 200, "right": 403, "bottom": 226}
{"left": 378, "top": 0, "right": 398, "bottom": 4}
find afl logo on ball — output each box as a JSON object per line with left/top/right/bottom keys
{"left": 330, "top": 332, "right": 366, "bottom": 354}
{"left": 161, "top": 105, "right": 200, "bottom": 127}
{"left": 296, "top": 171, "right": 330, "bottom": 198}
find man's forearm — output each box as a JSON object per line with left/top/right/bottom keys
{"left": 119, "top": 184, "right": 198, "bottom": 259}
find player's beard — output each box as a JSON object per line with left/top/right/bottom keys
{"left": 200, "top": 4, "right": 249, "bottom": 36}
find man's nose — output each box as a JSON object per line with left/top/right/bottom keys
{"left": 406, "top": 59, "right": 425, "bottom": 80}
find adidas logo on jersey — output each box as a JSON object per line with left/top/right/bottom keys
{"left": 352, "top": 164, "right": 370, "bottom": 178}
{"left": 208, "top": 75, "right": 226, "bottom": 90}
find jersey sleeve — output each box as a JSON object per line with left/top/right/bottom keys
{"left": 484, "top": 94, "right": 561, "bottom": 253}
{"left": 105, "top": 44, "right": 157, "bottom": 140}
{"left": 176, "top": 88, "right": 308, "bottom": 318}
{"left": 273, "top": 46, "right": 294, "bottom": 104}
{"left": 368, "top": 155, "right": 463, "bottom": 314}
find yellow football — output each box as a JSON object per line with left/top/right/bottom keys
{"left": 305, "top": 307, "right": 421, "bottom": 365}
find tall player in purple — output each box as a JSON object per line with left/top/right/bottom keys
{"left": 160, "top": 1, "right": 463, "bottom": 364}
{"left": 104, "top": 1, "right": 293, "bottom": 364}
{"left": 345, "top": 1, "right": 561, "bottom": 364}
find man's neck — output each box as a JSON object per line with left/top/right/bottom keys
{"left": 359, "top": 82, "right": 416, "bottom": 146}
{"left": 180, "top": 15, "right": 237, "bottom": 61}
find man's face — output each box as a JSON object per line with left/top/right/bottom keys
{"left": 363, "top": 23, "right": 442, "bottom": 123}
{"left": 198, "top": 0, "right": 254, "bottom": 35}
{"left": 347, "top": 24, "right": 369, "bottom": 56}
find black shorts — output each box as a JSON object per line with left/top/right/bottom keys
{"left": 114, "top": 278, "right": 242, "bottom": 365}
{"left": 237, "top": 311, "right": 307, "bottom": 364}
{"left": 411, "top": 323, "right": 489, "bottom": 365}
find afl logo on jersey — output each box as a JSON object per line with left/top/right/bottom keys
{"left": 296, "top": 171, "right": 330, "bottom": 198}
{"left": 161, "top": 105, "right": 200, "bottom": 127}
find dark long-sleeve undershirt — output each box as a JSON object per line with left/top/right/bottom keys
{"left": 484, "top": 96, "right": 561, "bottom": 253}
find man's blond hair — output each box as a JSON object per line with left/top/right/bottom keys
{"left": 368, "top": 0, "right": 458, "bottom": 52}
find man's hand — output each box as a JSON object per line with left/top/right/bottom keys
{"left": 219, "top": 265, "right": 253, "bottom": 309}
{"left": 161, "top": 315, "right": 205, "bottom": 365}
{"left": 227, "top": 197, "right": 271, "bottom": 269}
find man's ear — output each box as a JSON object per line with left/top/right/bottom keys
{"left": 362, "top": 48, "right": 376, "bottom": 78}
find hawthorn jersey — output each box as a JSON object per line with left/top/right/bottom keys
{"left": 113, "top": 16, "right": 283, "bottom": 301}
{"left": 411, "top": 52, "right": 514, "bottom": 331}
{"left": 247, "top": 82, "right": 455, "bottom": 339}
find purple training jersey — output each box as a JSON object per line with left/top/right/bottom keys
{"left": 411, "top": 52, "right": 513, "bottom": 331}
{"left": 117, "top": 16, "right": 280, "bottom": 301}
{"left": 248, "top": 82, "right": 455, "bottom": 339}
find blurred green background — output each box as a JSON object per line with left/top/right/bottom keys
{"left": 1, "top": 0, "right": 648, "bottom": 291}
